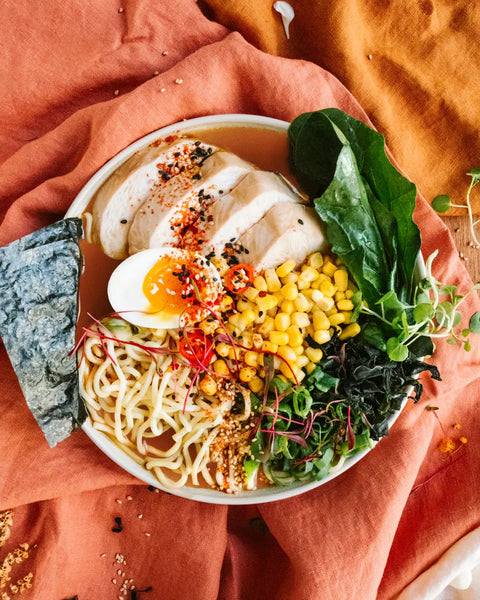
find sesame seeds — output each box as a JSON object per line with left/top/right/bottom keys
{"left": 175, "top": 78, "right": 183, "bottom": 85}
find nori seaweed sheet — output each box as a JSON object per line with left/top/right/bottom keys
{"left": 0, "top": 218, "right": 85, "bottom": 447}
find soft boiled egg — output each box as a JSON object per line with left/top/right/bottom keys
{"left": 107, "top": 247, "right": 223, "bottom": 329}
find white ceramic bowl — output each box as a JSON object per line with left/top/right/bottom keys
{"left": 67, "top": 114, "right": 425, "bottom": 505}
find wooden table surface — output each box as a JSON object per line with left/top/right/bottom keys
{"left": 445, "top": 217, "right": 480, "bottom": 283}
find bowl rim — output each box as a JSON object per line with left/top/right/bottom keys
{"left": 68, "top": 113, "right": 425, "bottom": 505}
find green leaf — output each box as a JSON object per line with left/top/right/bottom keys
{"left": 408, "top": 335, "right": 434, "bottom": 358}
{"left": 462, "top": 328, "right": 471, "bottom": 337}
{"left": 438, "top": 285, "right": 458, "bottom": 296}
{"left": 244, "top": 459, "right": 260, "bottom": 482}
{"left": 292, "top": 386, "right": 313, "bottom": 418}
{"left": 435, "top": 301, "right": 455, "bottom": 328}
{"left": 359, "top": 320, "right": 388, "bottom": 352}
{"left": 313, "top": 144, "right": 389, "bottom": 307}
{"left": 386, "top": 337, "right": 409, "bottom": 361}
{"left": 432, "top": 195, "right": 451, "bottom": 213}
{"left": 467, "top": 167, "right": 480, "bottom": 183}
{"left": 453, "top": 311, "right": 462, "bottom": 328}
{"left": 465, "top": 340, "right": 472, "bottom": 351}
{"left": 446, "top": 338, "right": 458, "bottom": 345}
{"left": 289, "top": 108, "right": 420, "bottom": 307}
{"left": 413, "top": 302, "right": 434, "bottom": 323}
{"left": 469, "top": 311, "right": 480, "bottom": 334}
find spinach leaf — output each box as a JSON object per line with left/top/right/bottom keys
{"left": 313, "top": 144, "right": 390, "bottom": 306}
{"left": 288, "top": 109, "right": 421, "bottom": 305}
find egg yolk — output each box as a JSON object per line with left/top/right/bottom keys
{"left": 142, "top": 254, "right": 213, "bottom": 316}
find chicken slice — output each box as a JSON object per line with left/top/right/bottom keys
{"left": 236, "top": 203, "right": 327, "bottom": 271}
{"left": 91, "top": 137, "right": 216, "bottom": 259}
{"left": 128, "top": 151, "right": 252, "bottom": 254}
{"left": 182, "top": 171, "right": 300, "bottom": 254}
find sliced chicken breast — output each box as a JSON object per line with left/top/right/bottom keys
{"left": 182, "top": 171, "right": 300, "bottom": 254}
{"left": 91, "top": 137, "right": 216, "bottom": 259}
{"left": 236, "top": 203, "right": 326, "bottom": 271}
{"left": 128, "top": 151, "right": 252, "bottom": 254}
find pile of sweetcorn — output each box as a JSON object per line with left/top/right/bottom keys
{"left": 198, "top": 251, "right": 360, "bottom": 396}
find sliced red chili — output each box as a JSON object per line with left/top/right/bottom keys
{"left": 178, "top": 329, "right": 214, "bottom": 368}
{"left": 223, "top": 263, "right": 255, "bottom": 294}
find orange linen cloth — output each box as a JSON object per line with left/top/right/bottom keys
{"left": 0, "top": 2, "right": 479, "bottom": 599}
{"left": 200, "top": 0, "right": 480, "bottom": 215}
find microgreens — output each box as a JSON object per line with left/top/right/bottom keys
{"left": 432, "top": 168, "right": 480, "bottom": 247}
{"left": 359, "top": 250, "right": 480, "bottom": 361}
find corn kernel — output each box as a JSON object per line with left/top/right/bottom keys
{"left": 302, "top": 289, "right": 315, "bottom": 301}
{"left": 199, "top": 374, "right": 218, "bottom": 396}
{"left": 228, "top": 347, "right": 239, "bottom": 361}
{"left": 308, "top": 252, "right": 323, "bottom": 269}
{"left": 243, "top": 286, "right": 259, "bottom": 302}
{"left": 337, "top": 299, "right": 354, "bottom": 311}
{"left": 228, "top": 313, "right": 244, "bottom": 331}
{"left": 274, "top": 312, "right": 291, "bottom": 331}
{"left": 269, "top": 330, "right": 289, "bottom": 346}
{"left": 297, "top": 275, "right": 311, "bottom": 290}
{"left": 345, "top": 289, "right": 354, "bottom": 299}
{"left": 261, "top": 341, "right": 279, "bottom": 354}
{"left": 296, "top": 369, "right": 306, "bottom": 383}
{"left": 276, "top": 259, "right": 296, "bottom": 278}
{"left": 294, "top": 293, "right": 312, "bottom": 313}
{"left": 281, "top": 271, "right": 299, "bottom": 284}
{"left": 286, "top": 325, "right": 303, "bottom": 347}
{"left": 280, "top": 360, "right": 296, "bottom": 380}
{"left": 300, "top": 266, "right": 319, "bottom": 282}
{"left": 329, "top": 313, "right": 345, "bottom": 327}
{"left": 341, "top": 311, "right": 353, "bottom": 324}
{"left": 267, "top": 307, "right": 277, "bottom": 318}
{"left": 252, "top": 334, "right": 263, "bottom": 349}
{"left": 244, "top": 351, "right": 258, "bottom": 367}
{"left": 277, "top": 345, "right": 297, "bottom": 363}
{"left": 280, "top": 300, "right": 295, "bottom": 315}
{"left": 296, "top": 355, "right": 309, "bottom": 368}
{"left": 306, "top": 361, "right": 316, "bottom": 375}
{"left": 258, "top": 316, "right": 275, "bottom": 336}
{"left": 320, "top": 280, "right": 336, "bottom": 297}
{"left": 334, "top": 291, "right": 345, "bottom": 302}
{"left": 305, "top": 347, "right": 323, "bottom": 363}
{"left": 322, "top": 261, "right": 337, "bottom": 277}
{"left": 213, "top": 359, "right": 229, "bottom": 376}
{"left": 274, "top": 291, "right": 285, "bottom": 306}
{"left": 219, "top": 295, "right": 233, "bottom": 311}
{"left": 334, "top": 269, "right": 349, "bottom": 292}
{"left": 313, "top": 310, "right": 330, "bottom": 331}
{"left": 249, "top": 376, "right": 264, "bottom": 394}
{"left": 239, "top": 310, "right": 256, "bottom": 328}
{"left": 254, "top": 276, "right": 267, "bottom": 292}
{"left": 305, "top": 324, "right": 315, "bottom": 337}
{"left": 215, "top": 342, "right": 230, "bottom": 357}
{"left": 265, "top": 268, "right": 282, "bottom": 292}
{"left": 313, "top": 330, "right": 331, "bottom": 345}
{"left": 325, "top": 306, "right": 337, "bottom": 317}
{"left": 292, "top": 345, "right": 304, "bottom": 356}
{"left": 239, "top": 366, "right": 256, "bottom": 383}
{"left": 240, "top": 332, "right": 253, "bottom": 348}
{"left": 199, "top": 319, "right": 216, "bottom": 335}
{"left": 237, "top": 298, "right": 255, "bottom": 312}
{"left": 256, "top": 294, "right": 277, "bottom": 312}
{"left": 339, "top": 323, "right": 361, "bottom": 340}
{"left": 255, "top": 309, "right": 266, "bottom": 324}
{"left": 281, "top": 282, "right": 298, "bottom": 301}
{"left": 291, "top": 312, "right": 310, "bottom": 328}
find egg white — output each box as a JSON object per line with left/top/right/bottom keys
{"left": 107, "top": 247, "right": 221, "bottom": 329}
